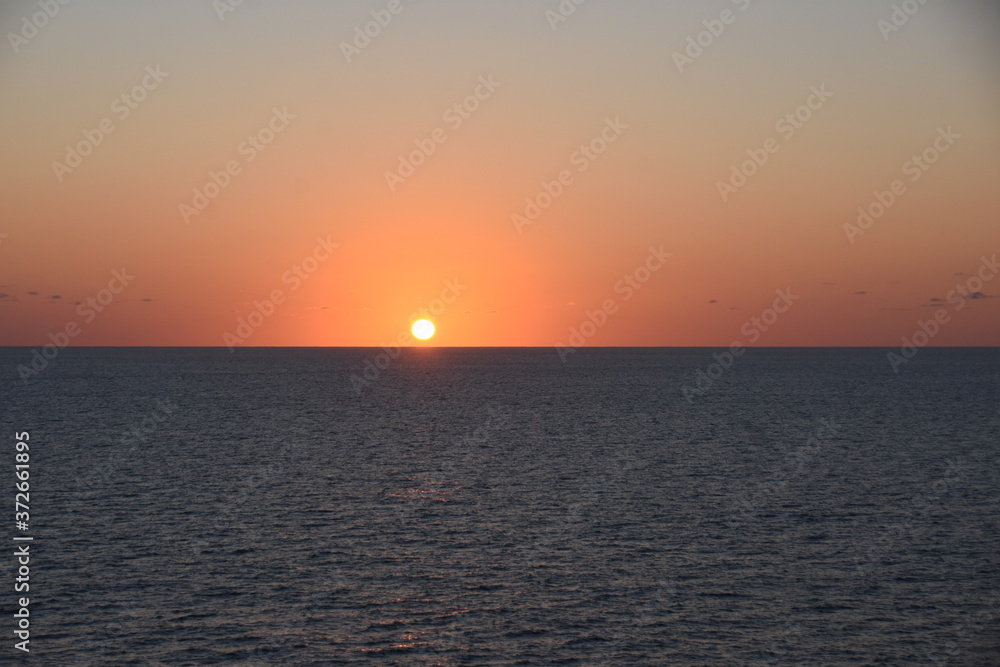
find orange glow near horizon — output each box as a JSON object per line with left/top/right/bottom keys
{"left": 0, "top": 2, "right": 998, "bottom": 347}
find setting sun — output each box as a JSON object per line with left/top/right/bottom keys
{"left": 411, "top": 319, "right": 436, "bottom": 341}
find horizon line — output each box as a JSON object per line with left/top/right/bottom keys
{"left": 2, "top": 345, "right": 998, "bottom": 350}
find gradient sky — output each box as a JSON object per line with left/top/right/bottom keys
{"left": 1, "top": 0, "right": 998, "bottom": 347}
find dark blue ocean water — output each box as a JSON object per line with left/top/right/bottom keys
{"left": 1, "top": 347, "right": 998, "bottom": 665}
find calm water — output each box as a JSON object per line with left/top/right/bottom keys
{"left": 1, "top": 347, "right": 998, "bottom": 665}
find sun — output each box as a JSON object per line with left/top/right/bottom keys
{"left": 411, "top": 319, "right": 436, "bottom": 341}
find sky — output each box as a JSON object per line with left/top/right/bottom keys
{"left": 0, "top": 0, "right": 998, "bottom": 347}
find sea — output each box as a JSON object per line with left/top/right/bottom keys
{"left": 1, "top": 347, "right": 997, "bottom": 665}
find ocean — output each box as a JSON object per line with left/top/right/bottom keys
{"left": 2, "top": 347, "right": 998, "bottom": 665}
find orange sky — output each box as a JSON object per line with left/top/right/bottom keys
{"left": 1, "top": 0, "right": 998, "bottom": 347}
